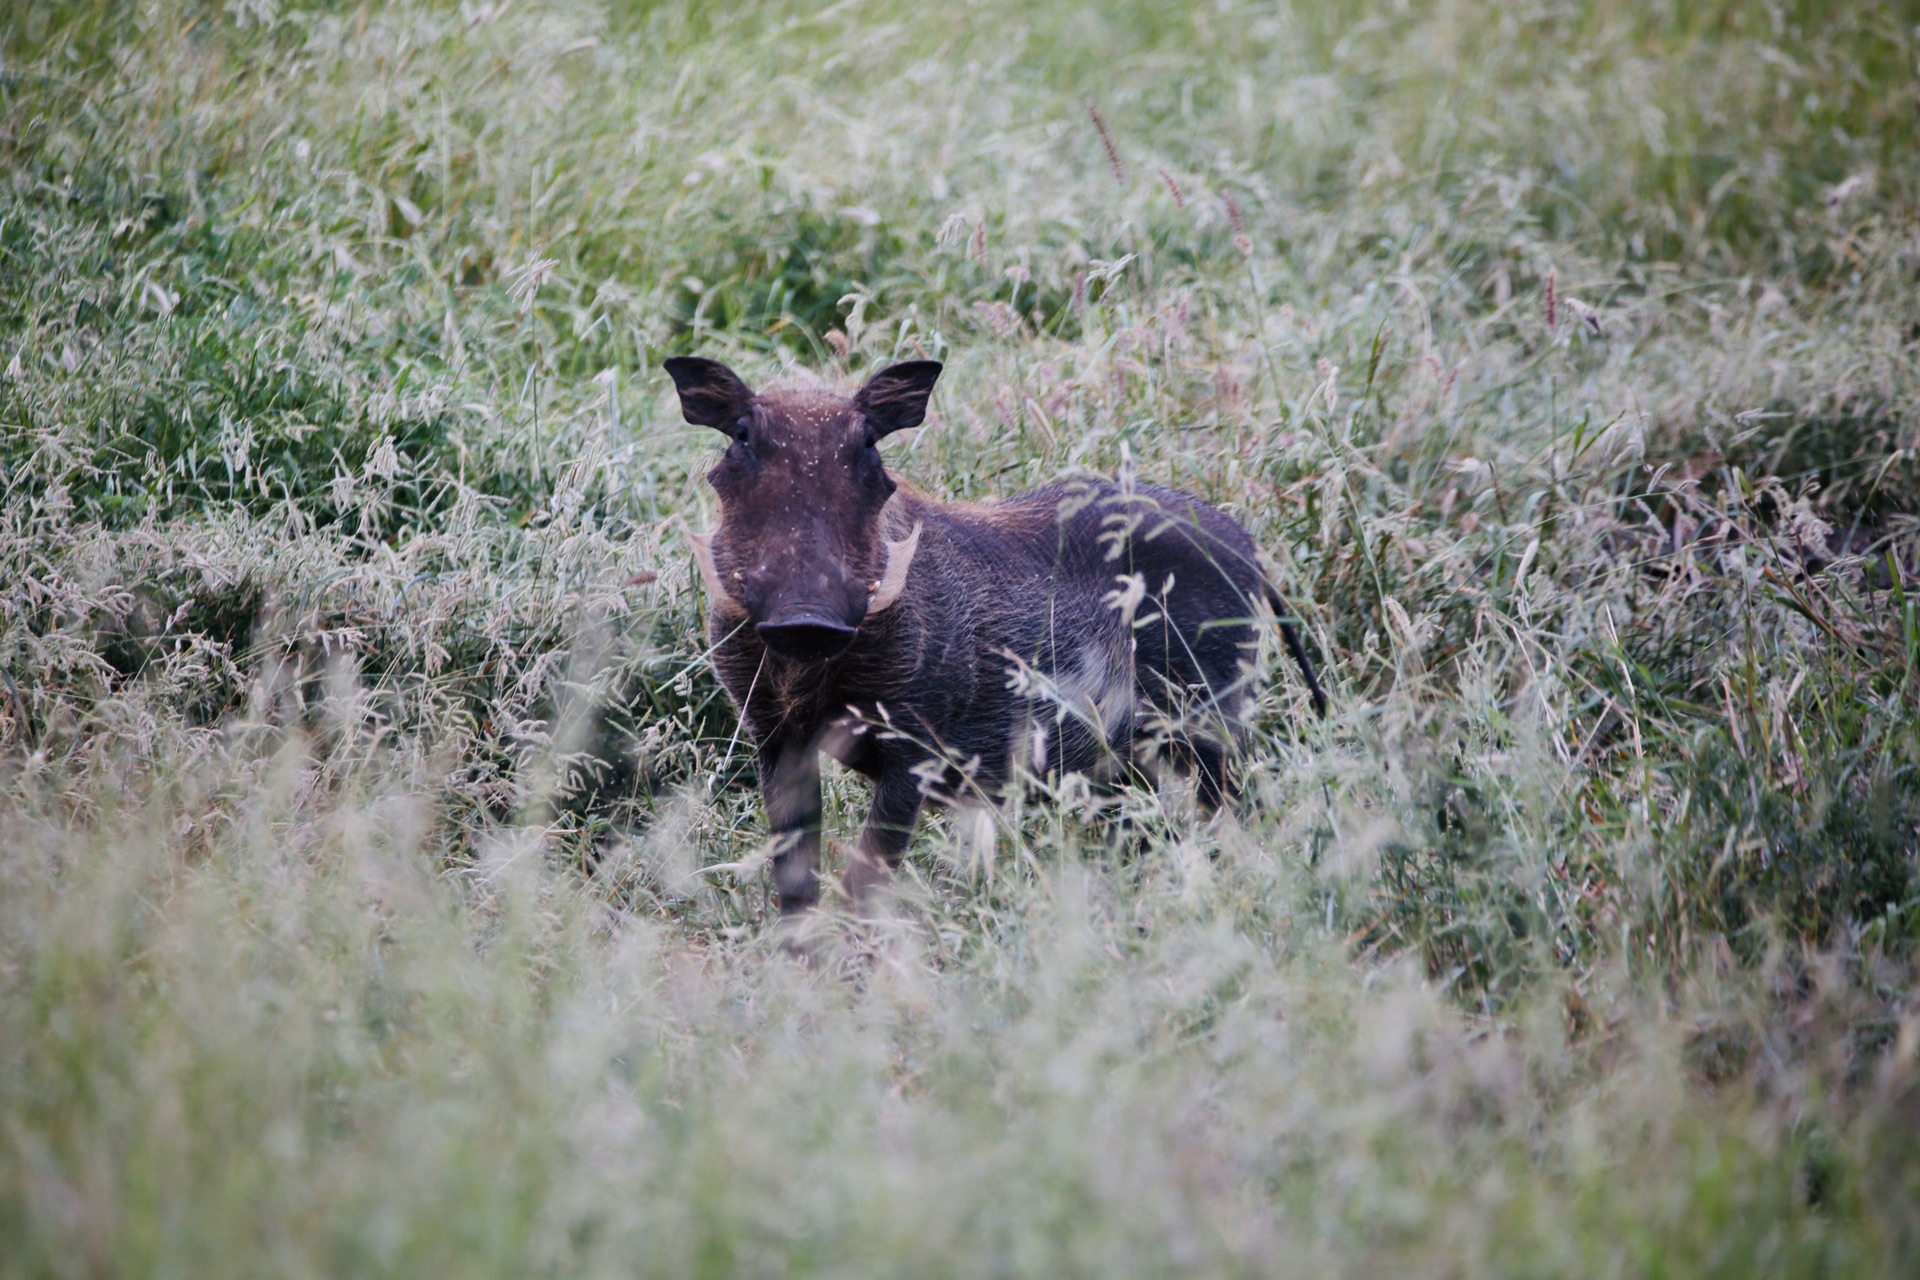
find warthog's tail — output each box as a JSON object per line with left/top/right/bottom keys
{"left": 1262, "top": 581, "right": 1328, "bottom": 719}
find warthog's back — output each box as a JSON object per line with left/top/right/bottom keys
{"left": 866, "top": 476, "right": 1276, "bottom": 795}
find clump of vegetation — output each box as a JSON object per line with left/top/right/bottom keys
{"left": 2, "top": 0, "right": 1917, "bottom": 1273}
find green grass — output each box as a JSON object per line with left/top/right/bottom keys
{"left": 3, "top": 0, "right": 1918, "bottom": 1274}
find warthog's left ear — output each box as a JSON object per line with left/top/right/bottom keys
{"left": 854, "top": 361, "right": 943, "bottom": 438}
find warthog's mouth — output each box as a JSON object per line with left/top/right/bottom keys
{"left": 755, "top": 616, "right": 858, "bottom": 662}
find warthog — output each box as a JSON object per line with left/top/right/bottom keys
{"left": 666, "top": 356, "right": 1326, "bottom": 914}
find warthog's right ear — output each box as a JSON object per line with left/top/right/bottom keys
{"left": 854, "top": 361, "right": 943, "bottom": 438}
{"left": 663, "top": 357, "right": 755, "bottom": 432}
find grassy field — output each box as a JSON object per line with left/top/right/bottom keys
{"left": 3, "top": 0, "right": 1919, "bottom": 1273}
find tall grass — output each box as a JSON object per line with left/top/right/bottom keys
{"left": 3, "top": 0, "right": 1917, "bottom": 1273}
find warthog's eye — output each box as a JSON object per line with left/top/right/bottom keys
{"left": 730, "top": 418, "right": 751, "bottom": 445}
{"left": 863, "top": 429, "right": 879, "bottom": 450}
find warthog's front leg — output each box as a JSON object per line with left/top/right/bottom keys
{"left": 843, "top": 767, "right": 925, "bottom": 907}
{"left": 759, "top": 737, "right": 822, "bottom": 914}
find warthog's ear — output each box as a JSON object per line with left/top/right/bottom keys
{"left": 853, "top": 361, "right": 943, "bottom": 438}
{"left": 663, "top": 357, "right": 754, "bottom": 432}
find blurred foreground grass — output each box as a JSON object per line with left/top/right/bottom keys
{"left": 2, "top": 0, "right": 1918, "bottom": 1273}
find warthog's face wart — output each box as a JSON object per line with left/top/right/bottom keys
{"left": 664, "top": 357, "right": 941, "bottom": 662}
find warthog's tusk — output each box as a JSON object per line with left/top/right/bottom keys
{"left": 676, "top": 517, "right": 743, "bottom": 614}
{"left": 868, "top": 521, "right": 922, "bottom": 614}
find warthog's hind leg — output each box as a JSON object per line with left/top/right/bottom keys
{"left": 1188, "top": 737, "right": 1231, "bottom": 812}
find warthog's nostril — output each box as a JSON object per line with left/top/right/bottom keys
{"left": 755, "top": 616, "right": 858, "bottom": 662}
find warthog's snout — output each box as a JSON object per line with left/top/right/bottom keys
{"left": 755, "top": 615, "right": 858, "bottom": 662}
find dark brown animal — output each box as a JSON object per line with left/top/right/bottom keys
{"left": 665, "top": 356, "right": 1326, "bottom": 914}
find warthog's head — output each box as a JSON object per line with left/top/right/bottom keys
{"left": 665, "top": 356, "right": 942, "bottom": 662}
